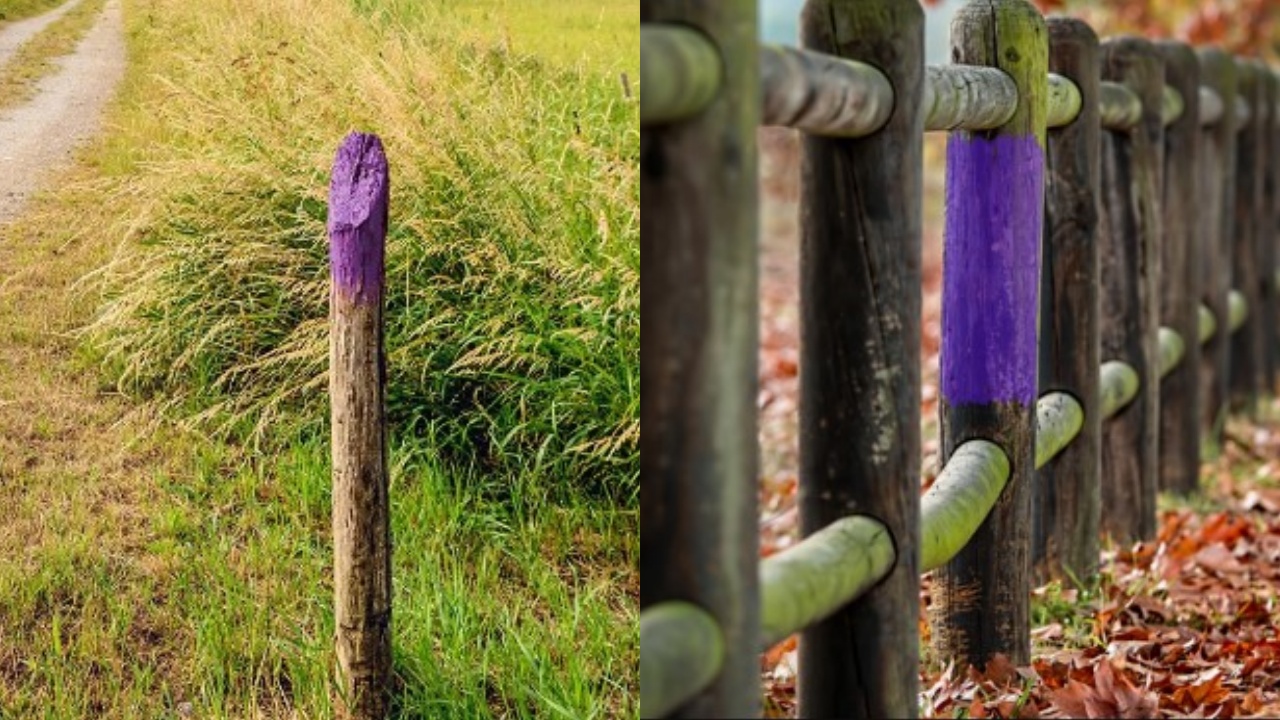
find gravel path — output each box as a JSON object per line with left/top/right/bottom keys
{"left": 0, "top": 0, "right": 123, "bottom": 221}
{"left": 0, "top": 0, "right": 84, "bottom": 69}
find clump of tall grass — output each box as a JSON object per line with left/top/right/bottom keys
{"left": 84, "top": 0, "right": 638, "bottom": 501}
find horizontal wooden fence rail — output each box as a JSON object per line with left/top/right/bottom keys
{"left": 641, "top": 28, "right": 1249, "bottom": 135}
{"left": 640, "top": 286, "right": 1254, "bottom": 718}
{"left": 641, "top": 0, "right": 1280, "bottom": 716}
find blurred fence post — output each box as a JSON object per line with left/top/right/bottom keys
{"left": 328, "top": 132, "right": 392, "bottom": 720}
{"left": 1156, "top": 41, "right": 1202, "bottom": 496}
{"left": 1256, "top": 66, "right": 1277, "bottom": 395}
{"left": 795, "top": 0, "right": 922, "bottom": 716}
{"left": 639, "top": 1, "right": 761, "bottom": 716}
{"left": 1268, "top": 69, "right": 1280, "bottom": 394}
{"left": 1034, "top": 16, "right": 1100, "bottom": 584}
{"left": 1197, "top": 49, "right": 1238, "bottom": 444}
{"left": 1096, "top": 37, "right": 1164, "bottom": 544}
{"left": 1230, "top": 60, "right": 1264, "bottom": 417}
{"left": 931, "top": 0, "right": 1046, "bottom": 668}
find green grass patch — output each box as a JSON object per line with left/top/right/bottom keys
{"left": 351, "top": 0, "right": 637, "bottom": 79}
{"left": 83, "top": 0, "right": 639, "bottom": 502}
{"left": 0, "top": 0, "right": 638, "bottom": 714}
{"left": 0, "top": 0, "right": 104, "bottom": 112}
{"left": 0, "top": 436, "right": 638, "bottom": 717}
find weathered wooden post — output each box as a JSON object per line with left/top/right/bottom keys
{"left": 932, "top": 0, "right": 1046, "bottom": 668}
{"left": 640, "top": 2, "right": 760, "bottom": 716}
{"left": 1268, "top": 69, "right": 1280, "bottom": 395}
{"left": 1156, "top": 41, "right": 1202, "bottom": 495}
{"left": 1096, "top": 38, "right": 1164, "bottom": 544}
{"left": 1197, "top": 49, "right": 1238, "bottom": 442}
{"left": 1230, "top": 59, "right": 1264, "bottom": 417}
{"left": 796, "top": 0, "right": 922, "bottom": 716}
{"left": 328, "top": 132, "right": 392, "bottom": 720}
{"left": 1256, "top": 66, "right": 1277, "bottom": 395}
{"left": 1035, "top": 16, "right": 1100, "bottom": 584}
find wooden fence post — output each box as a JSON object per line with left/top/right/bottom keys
{"left": 796, "top": 0, "right": 922, "bottom": 716}
{"left": 1230, "top": 59, "right": 1264, "bottom": 417}
{"left": 1256, "top": 65, "right": 1277, "bottom": 395}
{"left": 1268, "top": 69, "right": 1280, "bottom": 395}
{"left": 1156, "top": 41, "right": 1202, "bottom": 496}
{"left": 1197, "top": 49, "right": 1238, "bottom": 444}
{"left": 1096, "top": 37, "right": 1164, "bottom": 544}
{"left": 329, "top": 132, "right": 392, "bottom": 720}
{"left": 1034, "top": 16, "right": 1101, "bottom": 584}
{"left": 639, "top": 2, "right": 760, "bottom": 716}
{"left": 932, "top": 0, "right": 1046, "bottom": 668}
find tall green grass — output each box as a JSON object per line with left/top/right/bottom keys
{"left": 84, "top": 0, "right": 639, "bottom": 501}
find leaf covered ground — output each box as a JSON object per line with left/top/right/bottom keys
{"left": 756, "top": 127, "right": 1280, "bottom": 719}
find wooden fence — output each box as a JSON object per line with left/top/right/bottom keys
{"left": 640, "top": 0, "right": 1280, "bottom": 717}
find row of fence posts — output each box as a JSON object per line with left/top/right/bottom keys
{"left": 641, "top": 0, "right": 1280, "bottom": 717}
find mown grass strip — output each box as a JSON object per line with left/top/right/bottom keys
{"left": 0, "top": 0, "right": 103, "bottom": 112}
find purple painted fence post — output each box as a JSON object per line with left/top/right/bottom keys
{"left": 930, "top": 0, "right": 1047, "bottom": 668}
{"left": 329, "top": 132, "right": 392, "bottom": 720}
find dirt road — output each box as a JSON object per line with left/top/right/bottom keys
{"left": 0, "top": 0, "right": 124, "bottom": 220}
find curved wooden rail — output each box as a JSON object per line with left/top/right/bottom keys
{"left": 639, "top": 602, "right": 725, "bottom": 718}
{"left": 639, "top": 25, "right": 723, "bottom": 125}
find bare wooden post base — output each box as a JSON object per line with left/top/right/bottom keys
{"left": 329, "top": 132, "right": 392, "bottom": 720}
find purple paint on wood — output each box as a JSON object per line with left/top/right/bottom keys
{"left": 941, "top": 133, "right": 1045, "bottom": 405}
{"left": 328, "top": 132, "right": 389, "bottom": 302}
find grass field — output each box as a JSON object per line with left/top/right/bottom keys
{"left": 0, "top": 0, "right": 638, "bottom": 716}
{"left": 0, "top": 0, "right": 67, "bottom": 24}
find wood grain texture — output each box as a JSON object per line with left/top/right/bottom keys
{"left": 796, "top": 0, "right": 923, "bottom": 716}
{"left": 639, "top": 2, "right": 761, "bottom": 716}
{"left": 760, "top": 43, "right": 893, "bottom": 136}
{"left": 1196, "top": 49, "right": 1238, "bottom": 443}
{"left": 328, "top": 132, "right": 392, "bottom": 720}
{"left": 1156, "top": 41, "right": 1202, "bottom": 496}
{"left": 1034, "top": 16, "right": 1101, "bottom": 584}
{"left": 1230, "top": 59, "right": 1264, "bottom": 417}
{"left": 931, "top": 0, "right": 1045, "bottom": 670}
{"left": 1096, "top": 37, "right": 1164, "bottom": 545}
